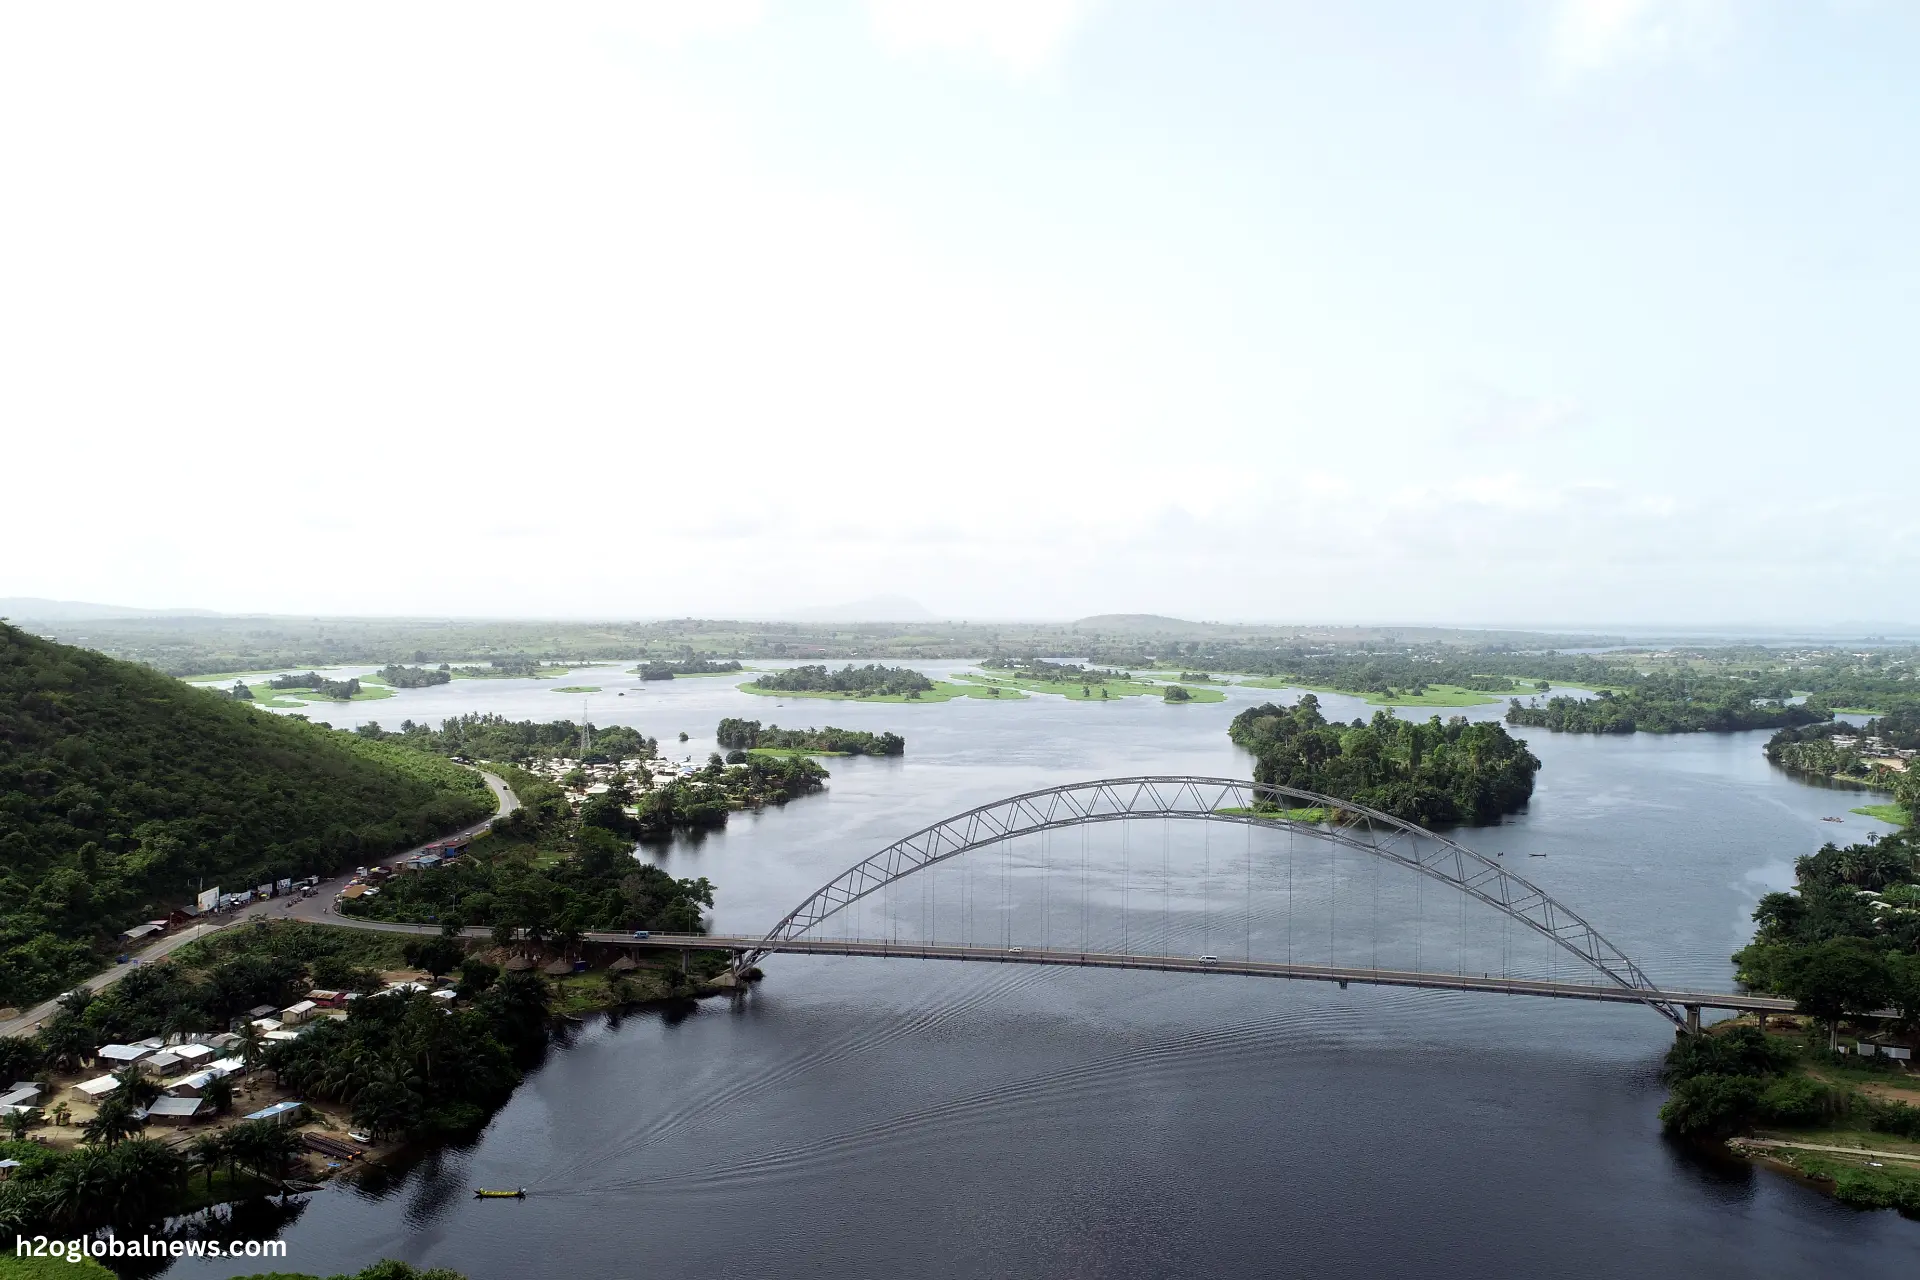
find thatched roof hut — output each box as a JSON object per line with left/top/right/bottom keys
{"left": 503, "top": 955, "right": 534, "bottom": 972}
{"left": 542, "top": 958, "right": 575, "bottom": 977}
{"left": 608, "top": 956, "right": 639, "bottom": 974}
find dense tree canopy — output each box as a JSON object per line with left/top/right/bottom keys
{"left": 354, "top": 713, "right": 655, "bottom": 766}
{"left": 0, "top": 625, "right": 492, "bottom": 1007}
{"left": 715, "top": 719, "right": 904, "bottom": 756}
{"left": 377, "top": 664, "right": 452, "bottom": 688}
{"left": 1228, "top": 696, "right": 1539, "bottom": 827}
{"left": 1506, "top": 673, "right": 1823, "bottom": 734}
{"left": 748, "top": 664, "right": 934, "bottom": 696}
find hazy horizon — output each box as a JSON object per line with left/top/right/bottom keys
{"left": 4, "top": 3, "right": 1915, "bottom": 625}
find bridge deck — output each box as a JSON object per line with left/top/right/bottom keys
{"left": 589, "top": 932, "right": 1798, "bottom": 1014}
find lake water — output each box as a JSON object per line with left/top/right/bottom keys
{"left": 160, "top": 664, "right": 1918, "bottom": 1277}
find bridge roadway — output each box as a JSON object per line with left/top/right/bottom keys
{"left": 246, "top": 910, "right": 1799, "bottom": 1016}
{"left": 601, "top": 933, "right": 1801, "bottom": 1016}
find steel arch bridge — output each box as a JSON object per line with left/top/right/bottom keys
{"left": 741, "top": 776, "right": 1690, "bottom": 1028}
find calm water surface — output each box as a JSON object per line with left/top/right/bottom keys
{"left": 161, "top": 665, "right": 1917, "bottom": 1277}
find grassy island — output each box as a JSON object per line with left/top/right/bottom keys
{"left": 964, "top": 659, "right": 1226, "bottom": 703}
{"left": 742, "top": 663, "right": 1014, "bottom": 703}
{"left": 1236, "top": 678, "right": 1517, "bottom": 708}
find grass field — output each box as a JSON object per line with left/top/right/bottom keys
{"left": 739, "top": 680, "right": 1024, "bottom": 703}
{"left": 243, "top": 680, "right": 395, "bottom": 706}
{"left": 1850, "top": 803, "right": 1910, "bottom": 826}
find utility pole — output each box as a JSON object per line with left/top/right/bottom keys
{"left": 579, "top": 697, "right": 590, "bottom": 759}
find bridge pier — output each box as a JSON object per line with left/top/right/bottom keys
{"left": 1684, "top": 1004, "right": 1702, "bottom": 1035}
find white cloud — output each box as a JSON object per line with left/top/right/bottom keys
{"left": 1547, "top": 0, "right": 1734, "bottom": 79}
{"left": 865, "top": 0, "right": 1099, "bottom": 75}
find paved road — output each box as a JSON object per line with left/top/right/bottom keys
{"left": 0, "top": 770, "right": 518, "bottom": 1040}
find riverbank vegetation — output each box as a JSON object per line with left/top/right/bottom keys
{"left": 715, "top": 719, "right": 904, "bottom": 757}
{"left": 1657, "top": 1021, "right": 1920, "bottom": 1215}
{"left": 0, "top": 625, "right": 493, "bottom": 1008}
{"left": 1226, "top": 696, "right": 1539, "bottom": 827}
{"left": 1687, "top": 787, "right": 1920, "bottom": 1213}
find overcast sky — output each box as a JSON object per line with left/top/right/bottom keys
{"left": 3, "top": 2, "right": 1915, "bottom": 626}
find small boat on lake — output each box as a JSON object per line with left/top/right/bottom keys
{"left": 474, "top": 1188, "right": 526, "bottom": 1199}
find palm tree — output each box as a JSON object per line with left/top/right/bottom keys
{"left": 81, "top": 1094, "right": 143, "bottom": 1148}
{"left": 203, "top": 1073, "right": 235, "bottom": 1116}
{"left": 2, "top": 1107, "right": 32, "bottom": 1141}
{"left": 113, "top": 1065, "right": 160, "bottom": 1110}
{"left": 188, "top": 1132, "right": 228, "bottom": 1191}
{"left": 236, "top": 1022, "right": 266, "bottom": 1082}
{"left": 49, "top": 1100, "right": 71, "bottom": 1128}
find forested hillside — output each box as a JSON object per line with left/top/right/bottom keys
{"left": 0, "top": 624, "right": 492, "bottom": 1007}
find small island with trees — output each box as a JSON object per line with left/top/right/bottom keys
{"left": 634, "top": 658, "right": 744, "bottom": 680}
{"left": 378, "top": 663, "right": 453, "bottom": 688}
{"left": 716, "top": 718, "right": 904, "bottom": 758}
{"left": 1228, "top": 695, "right": 1539, "bottom": 827}
{"left": 743, "top": 663, "right": 1008, "bottom": 703}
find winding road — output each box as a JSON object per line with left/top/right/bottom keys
{"left": 0, "top": 770, "right": 518, "bottom": 1039}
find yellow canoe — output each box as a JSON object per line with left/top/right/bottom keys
{"left": 473, "top": 1188, "right": 526, "bottom": 1199}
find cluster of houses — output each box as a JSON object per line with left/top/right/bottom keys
{"left": 1, "top": 977, "right": 476, "bottom": 1148}
{"left": 1828, "top": 733, "right": 1915, "bottom": 774}
{"left": 527, "top": 754, "right": 699, "bottom": 810}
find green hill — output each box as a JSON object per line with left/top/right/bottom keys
{"left": 0, "top": 624, "right": 492, "bottom": 1007}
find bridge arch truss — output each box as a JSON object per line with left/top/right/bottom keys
{"left": 743, "top": 776, "right": 1686, "bottom": 1028}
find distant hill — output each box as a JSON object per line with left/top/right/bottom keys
{"left": 1072, "top": 613, "right": 1209, "bottom": 633}
{"left": 0, "top": 597, "right": 220, "bottom": 621}
{"left": 0, "top": 624, "right": 493, "bottom": 1007}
